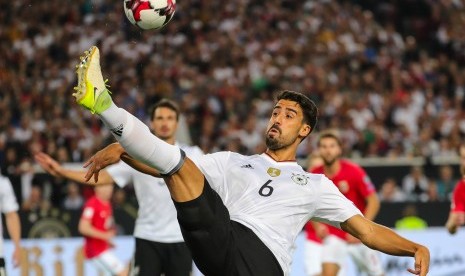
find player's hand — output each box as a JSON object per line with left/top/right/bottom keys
{"left": 407, "top": 246, "right": 430, "bottom": 276}
{"left": 457, "top": 213, "right": 465, "bottom": 225}
{"left": 12, "top": 246, "right": 20, "bottom": 267}
{"left": 34, "top": 152, "right": 62, "bottom": 177}
{"left": 83, "top": 143, "right": 124, "bottom": 182}
{"left": 103, "top": 229, "right": 116, "bottom": 241}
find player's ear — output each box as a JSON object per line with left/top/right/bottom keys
{"left": 299, "top": 124, "right": 311, "bottom": 137}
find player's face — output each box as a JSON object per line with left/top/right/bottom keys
{"left": 265, "top": 100, "right": 310, "bottom": 150}
{"left": 95, "top": 185, "right": 114, "bottom": 201}
{"left": 318, "top": 137, "right": 342, "bottom": 166}
{"left": 151, "top": 107, "right": 178, "bottom": 141}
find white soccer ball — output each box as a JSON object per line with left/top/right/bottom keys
{"left": 123, "top": 0, "right": 176, "bottom": 30}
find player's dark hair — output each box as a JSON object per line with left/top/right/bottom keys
{"left": 317, "top": 130, "right": 343, "bottom": 147}
{"left": 150, "top": 99, "right": 180, "bottom": 121}
{"left": 276, "top": 90, "right": 318, "bottom": 135}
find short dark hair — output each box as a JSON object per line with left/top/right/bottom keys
{"left": 150, "top": 99, "right": 180, "bottom": 121}
{"left": 317, "top": 130, "right": 342, "bottom": 147}
{"left": 276, "top": 90, "right": 318, "bottom": 134}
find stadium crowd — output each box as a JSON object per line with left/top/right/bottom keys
{"left": 1, "top": 0, "right": 465, "bottom": 207}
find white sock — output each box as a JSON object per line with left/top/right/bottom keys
{"left": 99, "top": 102, "right": 183, "bottom": 175}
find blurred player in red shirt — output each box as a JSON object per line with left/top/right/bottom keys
{"left": 79, "top": 184, "right": 127, "bottom": 276}
{"left": 446, "top": 144, "right": 465, "bottom": 234}
{"left": 305, "top": 130, "right": 384, "bottom": 276}
{"left": 304, "top": 153, "right": 326, "bottom": 276}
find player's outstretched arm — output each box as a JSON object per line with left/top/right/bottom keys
{"left": 5, "top": 211, "right": 21, "bottom": 267}
{"left": 83, "top": 143, "right": 162, "bottom": 182}
{"left": 34, "top": 152, "right": 114, "bottom": 185}
{"left": 341, "top": 214, "right": 430, "bottom": 276}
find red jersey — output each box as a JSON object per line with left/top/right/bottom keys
{"left": 304, "top": 222, "right": 323, "bottom": 243}
{"left": 451, "top": 179, "right": 465, "bottom": 213}
{"left": 81, "top": 196, "right": 114, "bottom": 258}
{"left": 309, "top": 159, "right": 376, "bottom": 241}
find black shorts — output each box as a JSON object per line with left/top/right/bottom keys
{"left": 0, "top": 258, "right": 5, "bottom": 276}
{"left": 130, "top": 238, "right": 192, "bottom": 276}
{"left": 174, "top": 179, "right": 283, "bottom": 276}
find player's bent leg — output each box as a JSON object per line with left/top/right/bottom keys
{"left": 130, "top": 238, "right": 162, "bottom": 276}
{"left": 347, "top": 243, "right": 384, "bottom": 276}
{"left": 165, "top": 158, "right": 205, "bottom": 202}
{"left": 304, "top": 240, "right": 322, "bottom": 276}
{"left": 174, "top": 179, "right": 231, "bottom": 275}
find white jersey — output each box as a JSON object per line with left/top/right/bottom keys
{"left": 0, "top": 176, "right": 19, "bottom": 257}
{"left": 196, "top": 152, "right": 361, "bottom": 276}
{"left": 106, "top": 143, "right": 203, "bottom": 243}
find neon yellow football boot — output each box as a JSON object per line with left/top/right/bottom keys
{"left": 73, "top": 46, "right": 112, "bottom": 114}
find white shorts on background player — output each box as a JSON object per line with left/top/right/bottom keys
{"left": 91, "top": 250, "right": 125, "bottom": 275}
{"left": 304, "top": 239, "right": 322, "bottom": 276}
{"left": 322, "top": 235, "right": 383, "bottom": 276}
{"left": 347, "top": 242, "right": 384, "bottom": 276}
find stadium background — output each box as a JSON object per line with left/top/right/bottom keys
{"left": 2, "top": 0, "right": 465, "bottom": 275}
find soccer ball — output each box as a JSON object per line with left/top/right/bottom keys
{"left": 123, "top": 0, "right": 176, "bottom": 30}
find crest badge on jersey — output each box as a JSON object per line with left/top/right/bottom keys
{"left": 267, "top": 167, "right": 281, "bottom": 177}
{"left": 337, "top": 180, "right": 349, "bottom": 193}
{"left": 291, "top": 174, "right": 308, "bottom": 185}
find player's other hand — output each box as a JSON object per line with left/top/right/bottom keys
{"left": 407, "top": 245, "right": 430, "bottom": 276}
{"left": 84, "top": 143, "right": 124, "bottom": 182}
{"left": 34, "top": 152, "right": 62, "bottom": 177}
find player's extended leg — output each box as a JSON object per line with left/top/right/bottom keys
{"left": 73, "top": 46, "right": 203, "bottom": 202}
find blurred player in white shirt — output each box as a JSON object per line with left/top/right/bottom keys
{"left": 0, "top": 174, "right": 21, "bottom": 275}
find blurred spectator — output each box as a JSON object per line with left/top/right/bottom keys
{"left": 395, "top": 204, "right": 428, "bottom": 230}
{"left": 62, "top": 182, "right": 84, "bottom": 210}
{"left": 378, "top": 178, "right": 407, "bottom": 202}
{"left": 402, "top": 166, "right": 429, "bottom": 202}
{"left": 426, "top": 180, "right": 440, "bottom": 202}
{"left": 21, "top": 185, "right": 50, "bottom": 212}
{"left": 435, "top": 165, "right": 457, "bottom": 200}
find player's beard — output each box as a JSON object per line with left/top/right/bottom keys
{"left": 265, "top": 126, "right": 295, "bottom": 150}
{"left": 322, "top": 156, "right": 338, "bottom": 167}
{"left": 266, "top": 136, "right": 283, "bottom": 150}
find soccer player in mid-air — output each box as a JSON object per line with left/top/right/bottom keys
{"left": 72, "top": 46, "right": 430, "bottom": 276}
{"left": 446, "top": 144, "right": 465, "bottom": 234}
{"left": 35, "top": 99, "right": 202, "bottom": 276}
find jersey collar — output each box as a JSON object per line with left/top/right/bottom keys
{"left": 261, "top": 153, "right": 299, "bottom": 166}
